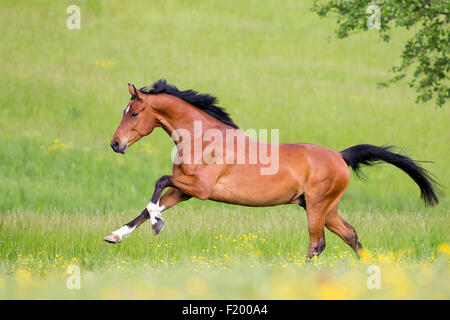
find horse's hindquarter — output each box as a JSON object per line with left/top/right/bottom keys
{"left": 291, "top": 143, "right": 350, "bottom": 202}
{"left": 209, "top": 143, "right": 312, "bottom": 206}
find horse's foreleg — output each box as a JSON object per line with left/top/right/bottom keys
{"left": 104, "top": 208, "right": 149, "bottom": 244}
{"left": 148, "top": 187, "right": 192, "bottom": 235}
{"left": 145, "top": 176, "right": 192, "bottom": 235}
{"left": 159, "top": 187, "right": 192, "bottom": 210}
{"left": 145, "top": 175, "right": 173, "bottom": 235}
{"left": 151, "top": 187, "right": 191, "bottom": 233}
{"left": 104, "top": 175, "right": 175, "bottom": 243}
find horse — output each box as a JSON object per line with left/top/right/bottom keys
{"left": 104, "top": 80, "right": 440, "bottom": 259}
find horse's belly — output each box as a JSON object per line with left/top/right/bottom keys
{"left": 209, "top": 174, "right": 301, "bottom": 207}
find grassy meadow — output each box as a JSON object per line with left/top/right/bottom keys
{"left": 0, "top": 0, "right": 449, "bottom": 299}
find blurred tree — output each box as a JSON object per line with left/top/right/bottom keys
{"left": 311, "top": 0, "right": 449, "bottom": 107}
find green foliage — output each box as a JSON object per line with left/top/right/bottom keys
{"left": 311, "top": 0, "right": 450, "bottom": 107}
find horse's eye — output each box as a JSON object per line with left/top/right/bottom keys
{"left": 131, "top": 112, "right": 138, "bottom": 118}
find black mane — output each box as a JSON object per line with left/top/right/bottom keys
{"left": 137, "top": 79, "right": 239, "bottom": 129}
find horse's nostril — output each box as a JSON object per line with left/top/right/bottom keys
{"left": 111, "top": 140, "right": 120, "bottom": 151}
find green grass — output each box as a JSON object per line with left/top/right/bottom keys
{"left": 0, "top": 0, "right": 448, "bottom": 299}
{"left": 1, "top": 208, "right": 449, "bottom": 299}
{"left": 1, "top": 207, "right": 448, "bottom": 263}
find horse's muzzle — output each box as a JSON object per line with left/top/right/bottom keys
{"left": 110, "top": 139, "right": 126, "bottom": 154}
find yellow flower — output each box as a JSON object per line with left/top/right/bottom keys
{"left": 359, "top": 248, "right": 373, "bottom": 263}
{"left": 437, "top": 243, "right": 450, "bottom": 256}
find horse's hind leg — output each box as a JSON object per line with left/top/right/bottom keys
{"left": 325, "top": 208, "right": 363, "bottom": 257}
{"left": 305, "top": 196, "right": 338, "bottom": 259}
{"left": 304, "top": 182, "right": 349, "bottom": 259}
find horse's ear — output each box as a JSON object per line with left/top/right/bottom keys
{"left": 128, "top": 83, "right": 134, "bottom": 95}
{"left": 128, "top": 83, "right": 142, "bottom": 100}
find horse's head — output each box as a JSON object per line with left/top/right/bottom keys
{"left": 110, "top": 84, "right": 157, "bottom": 154}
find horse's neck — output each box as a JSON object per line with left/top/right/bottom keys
{"left": 151, "top": 94, "right": 233, "bottom": 143}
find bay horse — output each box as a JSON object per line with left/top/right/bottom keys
{"left": 104, "top": 80, "right": 440, "bottom": 259}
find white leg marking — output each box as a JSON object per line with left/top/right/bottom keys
{"left": 112, "top": 225, "right": 135, "bottom": 239}
{"left": 147, "top": 201, "right": 165, "bottom": 225}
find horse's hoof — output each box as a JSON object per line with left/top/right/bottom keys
{"left": 152, "top": 218, "right": 165, "bottom": 235}
{"left": 104, "top": 233, "right": 122, "bottom": 244}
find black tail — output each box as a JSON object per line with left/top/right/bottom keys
{"left": 340, "top": 144, "right": 441, "bottom": 207}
